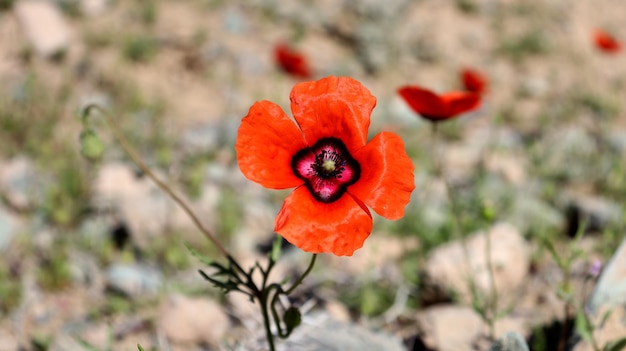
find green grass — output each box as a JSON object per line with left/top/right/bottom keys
{"left": 122, "top": 35, "right": 159, "bottom": 63}
{"left": 0, "top": 263, "right": 22, "bottom": 314}
{"left": 35, "top": 238, "right": 73, "bottom": 292}
{"left": 0, "top": 74, "right": 68, "bottom": 159}
{"left": 497, "top": 30, "right": 551, "bottom": 61}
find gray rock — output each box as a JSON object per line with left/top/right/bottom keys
{"left": 606, "top": 130, "right": 626, "bottom": 154}
{"left": 416, "top": 305, "right": 486, "bottom": 351}
{"left": 278, "top": 315, "right": 405, "bottom": 351}
{"left": 0, "top": 156, "right": 39, "bottom": 210}
{"left": 68, "top": 251, "right": 103, "bottom": 289}
{"left": 571, "top": 237, "right": 626, "bottom": 351}
{"left": 484, "top": 152, "right": 528, "bottom": 185}
{"left": 589, "top": 238, "right": 626, "bottom": 312}
{"left": 424, "top": 223, "right": 531, "bottom": 303}
{"left": 93, "top": 163, "right": 217, "bottom": 248}
{"left": 158, "top": 294, "right": 230, "bottom": 347}
{"left": 0, "top": 327, "right": 19, "bottom": 350}
{"left": 348, "top": 0, "right": 408, "bottom": 20}
{"left": 518, "top": 77, "right": 550, "bottom": 98}
{"left": 222, "top": 6, "right": 248, "bottom": 34}
{"left": 15, "top": 0, "right": 72, "bottom": 58}
{"left": 49, "top": 321, "right": 112, "bottom": 351}
{"left": 0, "top": 208, "right": 21, "bottom": 251}
{"left": 78, "top": 217, "right": 110, "bottom": 244}
{"left": 560, "top": 192, "right": 622, "bottom": 235}
{"left": 80, "top": 0, "right": 110, "bottom": 16}
{"left": 105, "top": 263, "right": 163, "bottom": 298}
{"left": 489, "top": 332, "right": 530, "bottom": 351}
{"left": 536, "top": 127, "right": 598, "bottom": 181}
{"left": 180, "top": 123, "right": 221, "bottom": 153}
{"left": 507, "top": 191, "right": 564, "bottom": 235}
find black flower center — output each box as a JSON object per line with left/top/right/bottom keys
{"left": 291, "top": 137, "right": 360, "bottom": 203}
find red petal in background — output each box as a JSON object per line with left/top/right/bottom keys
{"left": 593, "top": 29, "right": 622, "bottom": 54}
{"left": 274, "top": 43, "right": 313, "bottom": 78}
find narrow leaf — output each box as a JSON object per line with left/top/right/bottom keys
{"left": 185, "top": 243, "right": 214, "bottom": 266}
{"left": 574, "top": 307, "right": 594, "bottom": 344}
{"left": 604, "top": 337, "right": 626, "bottom": 351}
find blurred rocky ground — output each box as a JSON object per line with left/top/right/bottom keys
{"left": 0, "top": 0, "right": 625, "bottom": 350}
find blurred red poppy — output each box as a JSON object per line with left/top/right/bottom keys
{"left": 593, "top": 29, "right": 622, "bottom": 54}
{"left": 236, "top": 76, "right": 415, "bottom": 256}
{"left": 398, "top": 85, "right": 481, "bottom": 122}
{"left": 461, "top": 68, "right": 488, "bottom": 94}
{"left": 274, "top": 43, "right": 313, "bottom": 78}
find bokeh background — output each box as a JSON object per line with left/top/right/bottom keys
{"left": 0, "top": 0, "right": 625, "bottom": 350}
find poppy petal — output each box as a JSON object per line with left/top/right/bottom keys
{"left": 290, "top": 76, "right": 376, "bottom": 151}
{"left": 349, "top": 132, "right": 415, "bottom": 220}
{"left": 461, "top": 68, "right": 488, "bottom": 94}
{"left": 398, "top": 86, "right": 448, "bottom": 120}
{"left": 441, "top": 92, "right": 481, "bottom": 117}
{"left": 275, "top": 186, "right": 373, "bottom": 256}
{"left": 593, "top": 29, "right": 622, "bottom": 53}
{"left": 275, "top": 43, "right": 312, "bottom": 78}
{"left": 236, "top": 101, "right": 307, "bottom": 189}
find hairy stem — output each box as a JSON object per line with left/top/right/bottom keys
{"left": 260, "top": 289, "right": 277, "bottom": 351}
{"left": 285, "top": 254, "right": 317, "bottom": 295}
{"left": 83, "top": 104, "right": 229, "bottom": 257}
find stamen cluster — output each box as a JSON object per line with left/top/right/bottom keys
{"left": 312, "top": 150, "right": 346, "bottom": 179}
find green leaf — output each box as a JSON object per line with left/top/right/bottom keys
{"left": 75, "top": 338, "right": 101, "bottom": 351}
{"left": 600, "top": 309, "right": 613, "bottom": 327}
{"left": 604, "top": 337, "right": 626, "bottom": 351}
{"left": 185, "top": 243, "right": 215, "bottom": 266}
{"left": 137, "top": 344, "right": 145, "bottom": 351}
{"left": 542, "top": 237, "right": 565, "bottom": 269}
{"left": 574, "top": 307, "right": 593, "bottom": 344}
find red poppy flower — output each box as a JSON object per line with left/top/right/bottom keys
{"left": 593, "top": 29, "right": 622, "bottom": 54}
{"left": 274, "top": 43, "right": 313, "bottom": 78}
{"left": 398, "top": 86, "right": 481, "bottom": 122}
{"left": 461, "top": 67, "right": 488, "bottom": 94}
{"left": 236, "top": 76, "right": 415, "bottom": 256}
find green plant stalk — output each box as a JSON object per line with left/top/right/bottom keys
{"left": 485, "top": 222, "right": 498, "bottom": 339}
{"left": 82, "top": 105, "right": 229, "bottom": 258}
{"left": 431, "top": 122, "right": 499, "bottom": 340}
{"left": 431, "top": 123, "right": 475, "bottom": 292}
{"left": 259, "top": 254, "right": 317, "bottom": 350}
{"left": 83, "top": 105, "right": 319, "bottom": 350}
{"left": 260, "top": 288, "right": 277, "bottom": 351}
{"left": 286, "top": 254, "right": 317, "bottom": 295}
{"left": 557, "top": 270, "right": 573, "bottom": 351}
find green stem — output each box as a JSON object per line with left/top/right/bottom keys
{"left": 431, "top": 122, "right": 495, "bottom": 334}
{"left": 285, "top": 254, "right": 317, "bottom": 294}
{"left": 485, "top": 225, "right": 497, "bottom": 340}
{"left": 259, "top": 289, "right": 277, "bottom": 351}
{"left": 82, "top": 104, "right": 229, "bottom": 258}
{"left": 557, "top": 273, "right": 572, "bottom": 351}
{"left": 430, "top": 123, "right": 473, "bottom": 281}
